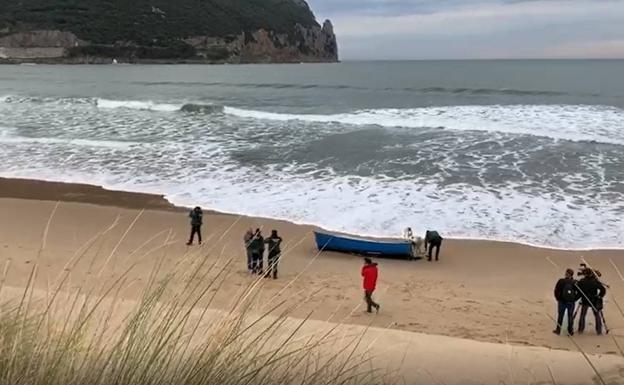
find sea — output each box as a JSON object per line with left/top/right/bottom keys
{"left": 1, "top": 60, "right": 623, "bottom": 249}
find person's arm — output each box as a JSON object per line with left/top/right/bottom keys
{"left": 598, "top": 282, "right": 607, "bottom": 298}
{"left": 554, "top": 279, "right": 562, "bottom": 301}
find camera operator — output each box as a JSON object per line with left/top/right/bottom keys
{"left": 576, "top": 267, "right": 607, "bottom": 335}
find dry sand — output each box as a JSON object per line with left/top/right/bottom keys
{"left": 1, "top": 177, "right": 624, "bottom": 383}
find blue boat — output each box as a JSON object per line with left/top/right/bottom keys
{"left": 314, "top": 230, "right": 416, "bottom": 259}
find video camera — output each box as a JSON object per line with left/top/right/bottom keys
{"left": 577, "top": 263, "right": 601, "bottom": 278}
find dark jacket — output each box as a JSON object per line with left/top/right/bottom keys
{"left": 249, "top": 234, "right": 264, "bottom": 254}
{"left": 265, "top": 236, "right": 283, "bottom": 256}
{"left": 554, "top": 277, "right": 578, "bottom": 303}
{"left": 577, "top": 276, "right": 606, "bottom": 307}
{"left": 425, "top": 231, "right": 443, "bottom": 247}
{"left": 362, "top": 263, "right": 379, "bottom": 291}
{"left": 189, "top": 209, "right": 203, "bottom": 226}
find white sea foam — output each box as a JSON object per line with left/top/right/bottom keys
{"left": 225, "top": 105, "right": 624, "bottom": 145}
{"left": 0, "top": 135, "right": 139, "bottom": 149}
{"left": 2, "top": 164, "right": 622, "bottom": 250}
{"left": 96, "top": 98, "right": 181, "bottom": 112}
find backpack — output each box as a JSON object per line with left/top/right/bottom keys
{"left": 561, "top": 280, "right": 577, "bottom": 303}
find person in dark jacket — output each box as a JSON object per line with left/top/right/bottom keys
{"left": 424, "top": 230, "right": 443, "bottom": 261}
{"left": 244, "top": 229, "right": 254, "bottom": 273}
{"left": 553, "top": 268, "right": 578, "bottom": 336}
{"left": 264, "top": 230, "right": 283, "bottom": 279}
{"left": 250, "top": 229, "right": 264, "bottom": 275}
{"left": 186, "top": 207, "right": 203, "bottom": 246}
{"left": 577, "top": 269, "right": 607, "bottom": 335}
{"left": 361, "top": 258, "right": 380, "bottom": 313}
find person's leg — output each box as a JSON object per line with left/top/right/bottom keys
{"left": 272, "top": 254, "right": 279, "bottom": 279}
{"left": 566, "top": 302, "right": 575, "bottom": 335}
{"left": 257, "top": 252, "right": 264, "bottom": 275}
{"left": 264, "top": 255, "right": 273, "bottom": 278}
{"left": 594, "top": 309, "right": 603, "bottom": 335}
{"left": 554, "top": 301, "right": 565, "bottom": 334}
{"left": 370, "top": 291, "right": 380, "bottom": 313}
{"left": 364, "top": 291, "right": 373, "bottom": 313}
{"left": 251, "top": 253, "right": 258, "bottom": 273}
{"left": 188, "top": 226, "right": 196, "bottom": 244}
{"left": 197, "top": 225, "right": 202, "bottom": 245}
{"left": 435, "top": 241, "right": 441, "bottom": 261}
{"left": 578, "top": 305, "right": 588, "bottom": 333}
{"left": 427, "top": 243, "right": 433, "bottom": 261}
{"left": 247, "top": 250, "right": 253, "bottom": 272}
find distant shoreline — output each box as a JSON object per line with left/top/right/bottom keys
{"left": 0, "top": 58, "right": 340, "bottom": 65}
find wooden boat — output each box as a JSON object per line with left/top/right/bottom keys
{"left": 314, "top": 230, "right": 416, "bottom": 259}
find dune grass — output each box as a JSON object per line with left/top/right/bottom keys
{"left": 0, "top": 207, "right": 394, "bottom": 385}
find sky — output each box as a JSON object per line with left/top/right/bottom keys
{"left": 307, "top": 0, "right": 624, "bottom": 60}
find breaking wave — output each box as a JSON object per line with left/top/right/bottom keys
{"left": 225, "top": 105, "right": 624, "bottom": 145}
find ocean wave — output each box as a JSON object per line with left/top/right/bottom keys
{"left": 179, "top": 103, "right": 225, "bottom": 114}
{"left": 224, "top": 105, "right": 624, "bottom": 146}
{"left": 127, "top": 81, "right": 578, "bottom": 97}
{"left": 0, "top": 95, "right": 224, "bottom": 114}
{"left": 0, "top": 135, "right": 139, "bottom": 149}
{"left": 96, "top": 98, "right": 181, "bottom": 112}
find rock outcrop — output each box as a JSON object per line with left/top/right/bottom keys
{"left": 186, "top": 20, "right": 337, "bottom": 63}
{"left": 0, "top": 0, "right": 338, "bottom": 64}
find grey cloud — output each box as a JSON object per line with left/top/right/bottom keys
{"left": 308, "top": 0, "right": 624, "bottom": 59}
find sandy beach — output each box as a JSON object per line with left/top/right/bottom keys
{"left": 1, "top": 177, "right": 624, "bottom": 383}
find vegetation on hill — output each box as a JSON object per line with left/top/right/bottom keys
{"left": 0, "top": 0, "right": 319, "bottom": 46}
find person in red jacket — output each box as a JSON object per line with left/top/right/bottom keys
{"left": 362, "top": 258, "right": 380, "bottom": 313}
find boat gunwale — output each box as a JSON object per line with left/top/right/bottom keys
{"left": 314, "top": 230, "right": 412, "bottom": 245}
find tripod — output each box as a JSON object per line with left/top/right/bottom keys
{"left": 573, "top": 304, "right": 610, "bottom": 334}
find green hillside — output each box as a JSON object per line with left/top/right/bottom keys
{"left": 0, "top": 0, "right": 319, "bottom": 45}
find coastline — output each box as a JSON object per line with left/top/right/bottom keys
{"left": 1, "top": 177, "right": 620, "bottom": 252}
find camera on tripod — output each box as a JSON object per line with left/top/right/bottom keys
{"left": 577, "top": 263, "right": 601, "bottom": 278}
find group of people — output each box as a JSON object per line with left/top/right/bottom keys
{"left": 404, "top": 228, "right": 444, "bottom": 261}
{"left": 244, "top": 228, "right": 283, "bottom": 279}
{"left": 553, "top": 264, "right": 607, "bottom": 336}
{"left": 185, "top": 207, "right": 283, "bottom": 280}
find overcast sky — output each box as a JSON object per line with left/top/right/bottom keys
{"left": 308, "top": 0, "right": 624, "bottom": 60}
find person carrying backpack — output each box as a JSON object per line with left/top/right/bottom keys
{"left": 553, "top": 268, "right": 579, "bottom": 336}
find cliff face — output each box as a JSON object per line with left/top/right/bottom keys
{"left": 0, "top": 0, "right": 338, "bottom": 63}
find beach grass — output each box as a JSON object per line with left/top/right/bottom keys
{"left": 0, "top": 209, "right": 393, "bottom": 385}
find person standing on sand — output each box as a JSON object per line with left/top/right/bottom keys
{"left": 250, "top": 229, "right": 265, "bottom": 275}
{"left": 424, "top": 230, "right": 443, "bottom": 261}
{"left": 362, "top": 258, "right": 380, "bottom": 313}
{"left": 187, "top": 207, "right": 203, "bottom": 246}
{"left": 577, "top": 269, "right": 606, "bottom": 335}
{"left": 264, "top": 230, "right": 283, "bottom": 279}
{"left": 553, "top": 268, "right": 578, "bottom": 336}
{"left": 244, "top": 229, "right": 254, "bottom": 272}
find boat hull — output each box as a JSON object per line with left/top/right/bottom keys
{"left": 314, "top": 231, "right": 415, "bottom": 259}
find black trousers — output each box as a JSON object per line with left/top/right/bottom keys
{"left": 364, "top": 290, "right": 379, "bottom": 313}
{"left": 428, "top": 240, "right": 441, "bottom": 260}
{"left": 189, "top": 225, "right": 202, "bottom": 244}
{"left": 251, "top": 252, "right": 263, "bottom": 274}
{"left": 555, "top": 301, "right": 575, "bottom": 335}
{"left": 578, "top": 304, "right": 603, "bottom": 334}
{"left": 265, "top": 253, "right": 280, "bottom": 279}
